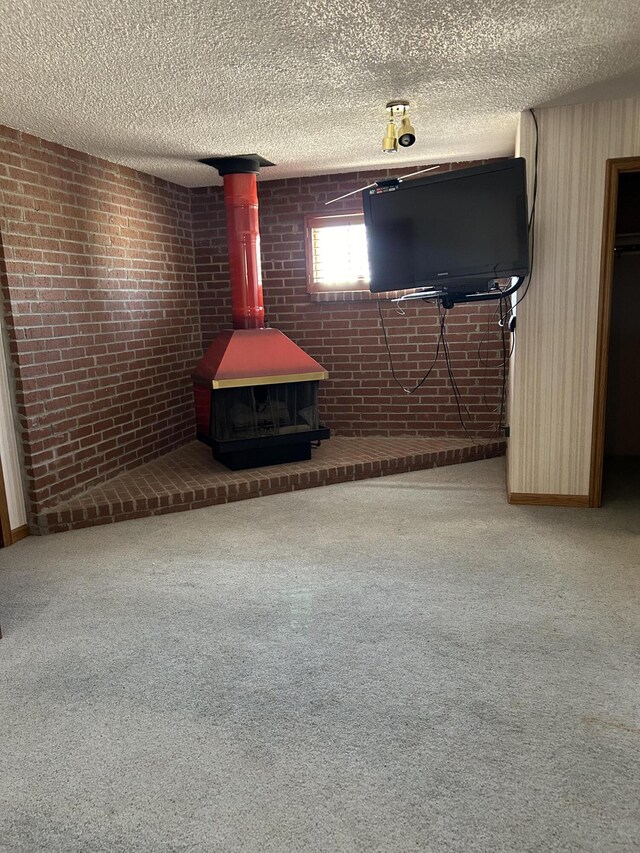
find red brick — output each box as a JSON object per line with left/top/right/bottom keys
{"left": 2, "top": 124, "right": 509, "bottom": 531}
{"left": 0, "top": 123, "right": 200, "bottom": 522}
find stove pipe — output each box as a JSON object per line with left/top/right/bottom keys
{"left": 223, "top": 170, "right": 264, "bottom": 330}
{"left": 201, "top": 155, "right": 274, "bottom": 330}
{"left": 192, "top": 154, "right": 330, "bottom": 469}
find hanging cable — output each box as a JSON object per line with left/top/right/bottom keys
{"left": 377, "top": 110, "right": 539, "bottom": 439}
{"left": 377, "top": 298, "right": 442, "bottom": 394}
{"left": 501, "top": 107, "right": 539, "bottom": 327}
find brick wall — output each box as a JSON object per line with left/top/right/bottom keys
{"left": 0, "top": 126, "right": 201, "bottom": 521}
{"left": 0, "top": 130, "right": 509, "bottom": 525}
{"left": 192, "top": 162, "right": 510, "bottom": 438}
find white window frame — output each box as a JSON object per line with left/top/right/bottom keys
{"left": 304, "top": 212, "right": 370, "bottom": 294}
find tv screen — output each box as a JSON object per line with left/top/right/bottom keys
{"left": 362, "top": 158, "right": 529, "bottom": 294}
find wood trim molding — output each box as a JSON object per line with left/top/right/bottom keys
{"left": 589, "top": 156, "right": 640, "bottom": 508}
{"left": 10, "top": 524, "right": 29, "bottom": 543}
{"left": 0, "top": 450, "right": 29, "bottom": 547}
{"left": 508, "top": 491, "right": 590, "bottom": 507}
{"left": 0, "top": 453, "right": 12, "bottom": 547}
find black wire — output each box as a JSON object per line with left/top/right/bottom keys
{"left": 478, "top": 301, "right": 502, "bottom": 368}
{"left": 437, "top": 301, "right": 478, "bottom": 440}
{"left": 478, "top": 300, "right": 504, "bottom": 412}
{"left": 484, "top": 297, "right": 509, "bottom": 444}
{"left": 442, "top": 110, "right": 538, "bottom": 440}
{"left": 495, "top": 297, "right": 510, "bottom": 437}
{"left": 501, "top": 107, "right": 539, "bottom": 326}
{"left": 527, "top": 109, "right": 539, "bottom": 232}
{"left": 379, "top": 295, "right": 509, "bottom": 443}
{"left": 379, "top": 112, "right": 539, "bottom": 439}
{"left": 485, "top": 110, "right": 538, "bottom": 436}
{"left": 441, "top": 316, "right": 471, "bottom": 423}
{"left": 377, "top": 298, "right": 442, "bottom": 394}
{"left": 440, "top": 297, "right": 510, "bottom": 444}
{"left": 482, "top": 303, "right": 506, "bottom": 413}
{"left": 473, "top": 297, "right": 510, "bottom": 444}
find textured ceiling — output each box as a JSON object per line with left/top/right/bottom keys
{"left": 1, "top": 0, "right": 640, "bottom": 186}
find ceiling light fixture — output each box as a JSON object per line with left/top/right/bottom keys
{"left": 398, "top": 114, "right": 416, "bottom": 148}
{"left": 382, "top": 118, "right": 398, "bottom": 154}
{"left": 382, "top": 99, "right": 416, "bottom": 153}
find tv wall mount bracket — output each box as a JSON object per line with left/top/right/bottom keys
{"left": 393, "top": 276, "right": 525, "bottom": 309}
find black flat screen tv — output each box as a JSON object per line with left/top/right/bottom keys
{"left": 362, "top": 158, "right": 529, "bottom": 294}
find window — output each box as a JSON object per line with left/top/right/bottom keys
{"left": 305, "top": 213, "right": 370, "bottom": 293}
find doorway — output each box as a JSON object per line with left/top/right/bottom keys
{"left": 590, "top": 158, "right": 640, "bottom": 505}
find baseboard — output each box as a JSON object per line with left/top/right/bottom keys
{"left": 10, "top": 524, "right": 29, "bottom": 543}
{"left": 508, "top": 492, "right": 590, "bottom": 507}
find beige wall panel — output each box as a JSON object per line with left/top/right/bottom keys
{"left": 509, "top": 99, "right": 640, "bottom": 496}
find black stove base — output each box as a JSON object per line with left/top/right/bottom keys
{"left": 209, "top": 426, "right": 330, "bottom": 471}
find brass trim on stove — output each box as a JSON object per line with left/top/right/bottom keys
{"left": 211, "top": 370, "right": 329, "bottom": 389}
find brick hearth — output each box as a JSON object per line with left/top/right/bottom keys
{"left": 35, "top": 436, "right": 505, "bottom": 535}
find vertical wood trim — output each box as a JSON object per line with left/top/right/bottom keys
{"left": 10, "top": 523, "right": 29, "bottom": 542}
{"left": 589, "top": 160, "right": 618, "bottom": 507}
{"left": 589, "top": 156, "right": 640, "bottom": 506}
{"left": 0, "top": 453, "right": 13, "bottom": 546}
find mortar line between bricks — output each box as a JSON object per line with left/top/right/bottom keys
{"left": 35, "top": 437, "right": 505, "bottom": 534}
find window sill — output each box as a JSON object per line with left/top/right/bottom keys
{"left": 308, "top": 288, "right": 416, "bottom": 303}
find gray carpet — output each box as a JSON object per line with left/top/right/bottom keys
{"left": 0, "top": 457, "right": 638, "bottom": 853}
